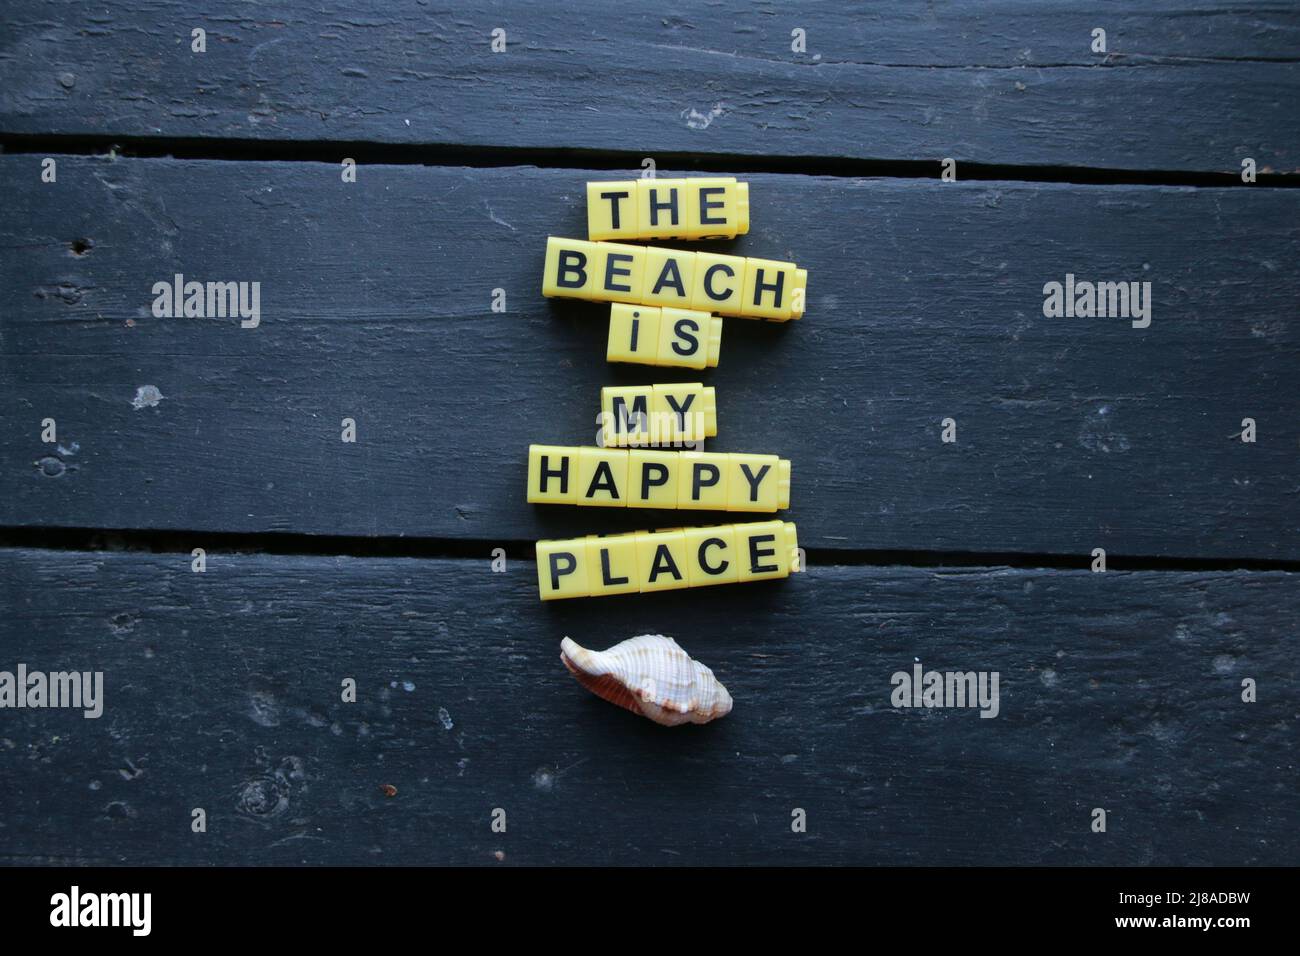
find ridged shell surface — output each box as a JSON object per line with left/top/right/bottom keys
{"left": 560, "top": 634, "right": 733, "bottom": 726}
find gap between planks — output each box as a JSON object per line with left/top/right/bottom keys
{"left": 0, "top": 527, "right": 1296, "bottom": 575}
{"left": 1, "top": 134, "right": 1296, "bottom": 189}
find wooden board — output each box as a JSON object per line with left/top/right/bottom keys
{"left": 2, "top": 2, "right": 1297, "bottom": 875}
{"left": 2, "top": 157, "right": 1297, "bottom": 560}
{"left": 1, "top": 1, "right": 1298, "bottom": 174}
{"left": 0, "top": 547, "right": 1294, "bottom": 866}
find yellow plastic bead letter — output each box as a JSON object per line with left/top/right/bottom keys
{"left": 641, "top": 246, "right": 697, "bottom": 308}
{"left": 634, "top": 529, "right": 691, "bottom": 593}
{"left": 678, "top": 451, "right": 730, "bottom": 511}
{"left": 689, "top": 251, "right": 746, "bottom": 315}
{"left": 536, "top": 538, "right": 589, "bottom": 601}
{"left": 584, "top": 534, "right": 639, "bottom": 597}
{"left": 628, "top": 450, "right": 680, "bottom": 509}
{"left": 725, "top": 453, "right": 791, "bottom": 512}
{"left": 586, "top": 181, "right": 638, "bottom": 241}
{"left": 741, "top": 257, "right": 809, "bottom": 321}
{"left": 526, "top": 444, "right": 578, "bottom": 504}
{"left": 655, "top": 306, "right": 722, "bottom": 368}
{"left": 684, "top": 525, "right": 741, "bottom": 588}
{"left": 735, "top": 520, "right": 800, "bottom": 583}
{"left": 606, "top": 304, "right": 666, "bottom": 366}
{"left": 576, "top": 447, "right": 628, "bottom": 507}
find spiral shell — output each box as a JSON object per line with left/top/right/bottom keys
{"left": 560, "top": 634, "right": 733, "bottom": 726}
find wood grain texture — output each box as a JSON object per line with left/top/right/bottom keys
{"left": 3, "top": 157, "right": 1298, "bottom": 559}
{"left": 0, "top": 547, "right": 1293, "bottom": 865}
{"left": 1, "top": 1, "right": 1298, "bottom": 174}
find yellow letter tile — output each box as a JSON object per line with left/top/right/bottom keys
{"left": 677, "top": 451, "right": 730, "bottom": 511}
{"left": 542, "top": 236, "right": 599, "bottom": 300}
{"left": 600, "top": 385, "right": 653, "bottom": 447}
{"left": 628, "top": 449, "right": 679, "bottom": 509}
{"left": 725, "top": 453, "right": 788, "bottom": 512}
{"left": 536, "top": 538, "right": 589, "bottom": 600}
{"left": 590, "top": 241, "right": 645, "bottom": 303}
{"left": 577, "top": 447, "right": 629, "bottom": 507}
{"left": 690, "top": 252, "right": 746, "bottom": 314}
{"left": 657, "top": 306, "right": 713, "bottom": 369}
{"left": 641, "top": 246, "right": 697, "bottom": 308}
{"left": 633, "top": 529, "right": 691, "bottom": 592}
{"left": 607, "top": 303, "right": 662, "bottom": 365}
{"left": 584, "top": 534, "right": 640, "bottom": 596}
{"left": 682, "top": 178, "right": 750, "bottom": 240}
{"left": 741, "top": 257, "right": 808, "bottom": 321}
{"left": 735, "top": 520, "right": 799, "bottom": 582}
{"left": 684, "top": 524, "right": 741, "bottom": 587}
{"left": 527, "top": 444, "right": 579, "bottom": 504}
{"left": 586, "top": 181, "right": 638, "bottom": 241}
{"left": 652, "top": 383, "right": 716, "bottom": 443}
{"left": 636, "top": 180, "right": 687, "bottom": 240}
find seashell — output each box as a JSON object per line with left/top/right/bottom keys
{"left": 560, "top": 634, "right": 733, "bottom": 727}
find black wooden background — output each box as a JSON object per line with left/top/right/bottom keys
{"left": 1, "top": 1, "right": 1297, "bottom": 866}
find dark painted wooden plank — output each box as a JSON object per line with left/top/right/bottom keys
{"left": 3, "top": 157, "right": 1298, "bottom": 559}
{"left": 0, "top": 547, "right": 1293, "bottom": 865}
{"left": 1, "top": 1, "right": 1298, "bottom": 173}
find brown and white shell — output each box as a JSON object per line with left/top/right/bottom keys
{"left": 560, "top": 635, "right": 733, "bottom": 727}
